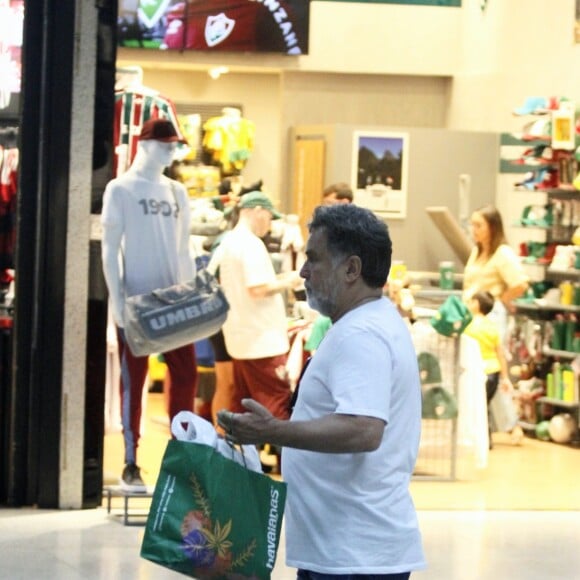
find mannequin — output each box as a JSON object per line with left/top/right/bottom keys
{"left": 101, "top": 119, "right": 197, "bottom": 492}
{"left": 221, "top": 106, "right": 242, "bottom": 119}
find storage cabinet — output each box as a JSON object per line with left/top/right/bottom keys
{"left": 511, "top": 300, "right": 580, "bottom": 444}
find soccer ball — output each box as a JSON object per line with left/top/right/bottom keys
{"left": 548, "top": 413, "right": 577, "bottom": 444}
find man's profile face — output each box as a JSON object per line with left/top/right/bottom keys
{"left": 300, "top": 228, "right": 342, "bottom": 317}
{"left": 251, "top": 206, "right": 273, "bottom": 238}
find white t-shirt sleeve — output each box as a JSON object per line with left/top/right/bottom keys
{"left": 242, "top": 237, "right": 276, "bottom": 288}
{"left": 328, "top": 329, "right": 392, "bottom": 423}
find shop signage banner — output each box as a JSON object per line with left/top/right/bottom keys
{"left": 118, "top": 0, "right": 311, "bottom": 55}
{"left": 317, "top": 1, "right": 461, "bottom": 6}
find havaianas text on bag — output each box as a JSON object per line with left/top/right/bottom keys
{"left": 144, "top": 294, "right": 227, "bottom": 335}
{"left": 267, "top": 487, "right": 281, "bottom": 570}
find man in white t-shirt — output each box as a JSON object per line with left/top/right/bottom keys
{"left": 218, "top": 204, "right": 426, "bottom": 578}
{"left": 215, "top": 190, "right": 301, "bottom": 421}
{"left": 101, "top": 119, "right": 197, "bottom": 492}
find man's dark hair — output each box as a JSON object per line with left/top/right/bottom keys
{"left": 322, "top": 182, "right": 353, "bottom": 202}
{"left": 472, "top": 290, "right": 495, "bottom": 316}
{"left": 308, "top": 205, "right": 392, "bottom": 288}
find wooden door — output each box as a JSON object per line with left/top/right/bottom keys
{"left": 291, "top": 136, "right": 325, "bottom": 239}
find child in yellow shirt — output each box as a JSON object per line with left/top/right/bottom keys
{"left": 464, "top": 291, "right": 524, "bottom": 446}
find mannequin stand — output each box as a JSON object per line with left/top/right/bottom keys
{"left": 103, "top": 485, "right": 154, "bottom": 526}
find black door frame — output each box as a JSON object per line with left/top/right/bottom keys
{"left": 4, "top": 0, "right": 116, "bottom": 508}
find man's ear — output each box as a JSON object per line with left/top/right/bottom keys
{"left": 344, "top": 255, "right": 362, "bottom": 281}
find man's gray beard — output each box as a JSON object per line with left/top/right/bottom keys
{"left": 306, "top": 292, "right": 333, "bottom": 318}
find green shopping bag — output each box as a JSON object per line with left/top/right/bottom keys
{"left": 141, "top": 440, "right": 287, "bottom": 579}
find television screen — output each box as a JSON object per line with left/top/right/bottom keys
{"left": 0, "top": 0, "right": 23, "bottom": 119}
{"left": 118, "top": 0, "right": 310, "bottom": 55}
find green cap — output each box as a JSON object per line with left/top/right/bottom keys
{"left": 238, "top": 191, "right": 282, "bottom": 219}
{"left": 417, "top": 352, "right": 442, "bottom": 385}
{"left": 422, "top": 386, "right": 458, "bottom": 420}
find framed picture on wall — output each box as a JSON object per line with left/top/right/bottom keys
{"left": 351, "top": 131, "right": 410, "bottom": 219}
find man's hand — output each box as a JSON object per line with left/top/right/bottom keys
{"left": 218, "top": 401, "right": 385, "bottom": 453}
{"left": 217, "top": 399, "right": 276, "bottom": 446}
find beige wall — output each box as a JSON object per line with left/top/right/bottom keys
{"left": 121, "top": 0, "right": 580, "bottom": 211}
{"left": 119, "top": 1, "right": 461, "bottom": 76}
{"left": 447, "top": 0, "right": 580, "bottom": 255}
{"left": 281, "top": 72, "right": 449, "bottom": 127}
{"left": 140, "top": 68, "right": 451, "bottom": 209}
{"left": 118, "top": 1, "right": 462, "bottom": 207}
{"left": 140, "top": 69, "right": 284, "bottom": 203}
{"left": 448, "top": 0, "right": 580, "bottom": 132}
{"left": 304, "top": 1, "right": 461, "bottom": 75}
{"left": 280, "top": 72, "right": 450, "bottom": 206}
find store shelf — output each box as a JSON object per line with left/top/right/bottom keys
{"left": 545, "top": 188, "right": 580, "bottom": 200}
{"left": 511, "top": 224, "right": 551, "bottom": 230}
{"left": 512, "top": 224, "right": 575, "bottom": 238}
{"left": 520, "top": 264, "right": 580, "bottom": 280}
{"left": 501, "top": 115, "right": 580, "bottom": 442}
{"left": 546, "top": 267, "right": 580, "bottom": 279}
{"left": 413, "top": 288, "right": 462, "bottom": 299}
{"left": 500, "top": 133, "right": 551, "bottom": 147}
{"left": 536, "top": 397, "right": 579, "bottom": 409}
{"left": 499, "top": 159, "right": 552, "bottom": 174}
{"left": 542, "top": 347, "right": 580, "bottom": 360}
{"left": 514, "top": 301, "right": 580, "bottom": 314}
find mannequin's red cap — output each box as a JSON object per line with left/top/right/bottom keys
{"left": 139, "top": 119, "right": 185, "bottom": 143}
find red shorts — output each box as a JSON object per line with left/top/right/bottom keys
{"left": 232, "top": 354, "right": 291, "bottom": 420}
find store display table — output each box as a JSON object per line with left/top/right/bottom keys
{"left": 103, "top": 485, "right": 154, "bottom": 526}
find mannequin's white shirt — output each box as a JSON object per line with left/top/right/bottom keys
{"left": 101, "top": 140, "right": 194, "bottom": 327}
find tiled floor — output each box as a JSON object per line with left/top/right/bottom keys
{"left": 1, "top": 507, "right": 580, "bottom": 579}
{"left": 2, "top": 393, "right": 578, "bottom": 579}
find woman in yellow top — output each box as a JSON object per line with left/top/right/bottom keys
{"left": 463, "top": 205, "right": 530, "bottom": 339}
